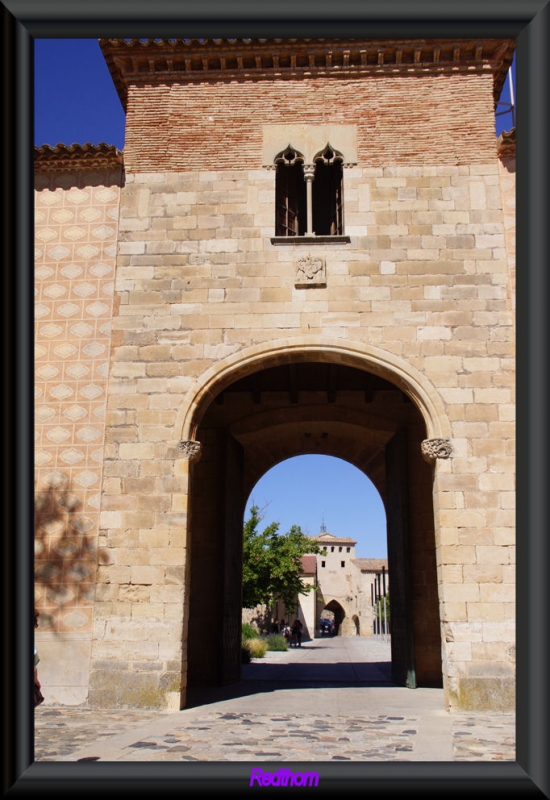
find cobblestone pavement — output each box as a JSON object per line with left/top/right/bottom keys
{"left": 35, "top": 706, "right": 515, "bottom": 762}
{"left": 34, "top": 638, "right": 515, "bottom": 763}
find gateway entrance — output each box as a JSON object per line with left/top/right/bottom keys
{"left": 186, "top": 358, "right": 442, "bottom": 694}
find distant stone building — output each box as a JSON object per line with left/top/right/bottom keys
{"left": 249, "top": 536, "right": 388, "bottom": 640}
{"left": 310, "top": 531, "right": 388, "bottom": 637}
{"left": 34, "top": 37, "right": 516, "bottom": 712}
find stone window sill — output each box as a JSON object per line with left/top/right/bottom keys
{"left": 270, "top": 236, "right": 351, "bottom": 245}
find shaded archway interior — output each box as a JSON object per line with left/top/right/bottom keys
{"left": 323, "top": 599, "right": 346, "bottom": 635}
{"left": 186, "top": 361, "right": 443, "bottom": 697}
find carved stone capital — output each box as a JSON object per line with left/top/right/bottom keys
{"left": 303, "top": 163, "right": 316, "bottom": 180}
{"left": 421, "top": 438, "right": 452, "bottom": 462}
{"left": 179, "top": 440, "right": 202, "bottom": 463}
{"left": 295, "top": 255, "right": 326, "bottom": 287}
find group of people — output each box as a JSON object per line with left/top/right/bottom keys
{"left": 271, "top": 617, "right": 303, "bottom": 647}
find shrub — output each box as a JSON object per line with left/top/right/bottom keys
{"left": 244, "top": 637, "right": 268, "bottom": 658}
{"left": 241, "top": 645, "right": 251, "bottom": 664}
{"left": 265, "top": 634, "right": 288, "bottom": 652}
{"left": 242, "top": 622, "right": 259, "bottom": 641}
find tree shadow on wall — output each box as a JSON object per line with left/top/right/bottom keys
{"left": 34, "top": 473, "right": 109, "bottom": 633}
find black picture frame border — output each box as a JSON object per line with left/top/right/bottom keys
{"left": 3, "top": 0, "right": 548, "bottom": 796}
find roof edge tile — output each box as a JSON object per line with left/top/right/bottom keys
{"left": 35, "top": 143, "right": 123, "bottom": 171}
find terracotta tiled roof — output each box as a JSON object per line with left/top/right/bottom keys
{"left": 34, "top": 143, "right": 123, "bottom": 171}
{"left": 99, "top": 38, "right": 515, "bottom": 111}
{"left": 353, "top": 558, "right": 389, "bottom": 572}
{"left": 309, "top": 532, "right": 357, "bottom": 546}
{"left": 497, "top": 128, "right": 516, "bottom": 159}
{"left": 300, "top": 555, "right": 317, "bottom": 575}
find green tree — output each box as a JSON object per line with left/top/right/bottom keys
{"left": 242, "top": 504, "right": 322, "bottom": 612}
{"left": 374, "top": 589, "right": 391, "bottom": 627}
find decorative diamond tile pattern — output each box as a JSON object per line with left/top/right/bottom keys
{"left": 36, "top": 227, "right": 58, "bottom": 242}
{"left": 72, "top": 282, "right": 98, "bottom": 298}
{"left": 36, "top": 365, "right": 60, "bottom": 380}
{"left": 58, "top": 302, "right": 81, "bottom": 318}
{"left": 66, "top": 188, "right": 89, "bottom": 205}
{"left": 76, "top": 426, "right": 102, "bottom": 443}
{"left": 35, "top": 176, "right": 120, "bottom": 634}
{"left": 46, "top": 427, "right": 71, "bottom": 444}
{"left": 65, "top": 226, "right": 86, "bottom": 241}
{"left": 77, "top": 244, "right": 100, "bottom": 259}
{"left": 89, "top": 262, "right": 113, "bottom": 277}
{"left": 61, "top": 264, "right": 83, "bottom": 279}
{"left": 40, "top": 323, "right": 63, "bottom": 338}
{"left": 38, "top": 191, "right": 61, "bottom": 206}
{"left": 70, "top": 322, "right": 93, "bottom": 337}
{"left": 35, "top": 304, "right": 52, "bottom": 318}
{"left": 86, "top": 301, "right": 110, "bottom": 317}
{"left": 54, "top": 343, "right": 77, "bottom": 358}
{"left": 79, "top": 384, "right": 104, "bottom": 400}
{"left": 35, "top": 266, "right": 54, "bottom": 280}
{"left": 74, "top": 471, "right": 100, "bottom": 487}
{"left": 44, "top": 284, "right": 67, "bottom": 299}
{"left": 66, "top": 364, "right": 90, "bottom": 379}
{"left": 63, "top": 405, "right": 88, "bottom": 421}
{"left": 36, "top": 406, "right": 56, "bottom": 421}
{"left": 80, "top": 207, "right": 102, "bottom": 222}
{"left": 59, "top": 448, "right": 85, "bottom": 465}
{"left": 49, "top": 384, "right": 74, "bottom": 400}
{"left": 48, "top": 245, "right": 71, "bottom": 260}
{"left": 52, "top": 209, "right": 74, "bottom": 223}
{"left": 83, "top": 342, "right": 106, "bottom": 357}
{"left": 91, "top": 225, "right": 115, "bottom": 240}
{"left": 95, "top": 188, "right": 117, "bottom": 203}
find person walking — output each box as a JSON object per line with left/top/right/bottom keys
{"left": 34, "top": 608, "right": 44, "bottom": 707}
{"left": 291, "top": 618, "right": 303, "bottom": 647}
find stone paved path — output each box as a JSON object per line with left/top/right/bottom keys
{"left": 34, "top": 637, "right": 515, "bottom": 763}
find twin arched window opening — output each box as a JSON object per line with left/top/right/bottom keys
{"left": 275, "top": 144, "right": 344, "bottom": 237}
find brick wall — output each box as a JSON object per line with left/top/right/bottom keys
{"left": 123, "top": 73, "right": 497, "bottom": 172}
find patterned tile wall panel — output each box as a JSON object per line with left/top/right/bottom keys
{"left": 34, "top": 168, "right": 122, "bottom": 636}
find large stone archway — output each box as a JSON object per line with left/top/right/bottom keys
{"left": 183, "top": 343, "right": 445, "bottom": 695}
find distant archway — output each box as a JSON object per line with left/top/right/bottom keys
{"left": 323, "top": 599, "right": 346, "bottom": 636}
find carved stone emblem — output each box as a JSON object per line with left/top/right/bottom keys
{"left": 179, "top": 440, "right": 202, "bottom": 463}
{"left": 295, "top": 255, "right": 326, "bottom": 287}
{"left": 421, "top": 438, "right": 452, "bottom": 462}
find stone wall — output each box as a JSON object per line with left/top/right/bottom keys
{"left": 91, "top": 154, "right": 515, "bottom": 709}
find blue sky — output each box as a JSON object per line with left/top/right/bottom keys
{"left": 34, "top": 39, "right": 516, "bottom": 559}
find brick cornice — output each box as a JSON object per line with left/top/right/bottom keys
{"left": 100, "top": 38, "right": 515, "bottom": 111}
{"left": 34, "top": 143, "right": 124, "bottom": 172}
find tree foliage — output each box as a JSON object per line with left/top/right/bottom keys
{"left": 374, "top": 589, "right": 391, "bottom": 625}
{"left": 242, "top": 505, "right": 321, "bottom": 612}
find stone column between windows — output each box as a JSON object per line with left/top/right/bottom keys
{"left": 304, "top": 164, "right": 315, "bottom": 235}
